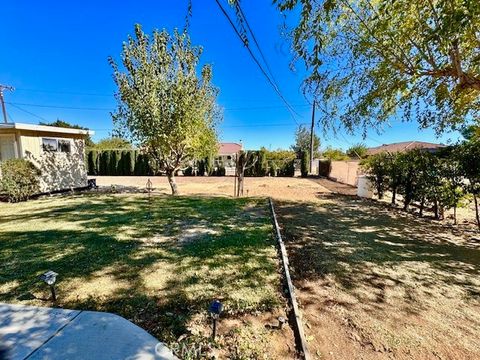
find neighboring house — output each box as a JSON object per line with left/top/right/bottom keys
{"left": 366, "top": 141, "right": 445, "bottom": 156}
{"left": 216, "top": 142, "right": 243, "bottom": 175}
{"left": 0, "top": 122, "right": 94, "bottom": 192}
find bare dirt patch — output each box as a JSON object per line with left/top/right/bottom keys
{"left": 91, "top": 175, "right": 332, "bottom": 202}
{"left": 276, "top": 196, "right": 480, "bottom": 360}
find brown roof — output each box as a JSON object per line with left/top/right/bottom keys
{"left": 366, "top": 141, "right": 445, "bottom": 156}
{"left": 218, "top": 142, "right": 243, "bottom": 155}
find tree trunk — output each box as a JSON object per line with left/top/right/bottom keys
{"left": 391, "top": 187, "right": 396, "bottom": 205}
{"left": 433, "top": 198, "right": 439, "bottom": 220}
{"left": 419, "top": 197, "right": 425, "bottom": 217}
{"left": 453, "top": 205, "right": 457, "bottom": 225}
{"left": 167, "top": 170, "right": 179, "bottom": 195}
{"left": 237, "top": 174, "right": 244, "bottom": 197}
{"left": 474, "top": 193, "right": 480, "bottom": 229}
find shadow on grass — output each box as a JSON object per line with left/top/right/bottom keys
{"left": 276, "top": 196, "right": 480, "bottom": 304}
{"left": 0, "top": 194, "right": 279, "bottom": 344}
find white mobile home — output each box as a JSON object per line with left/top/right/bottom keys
{"left": 0, "top": 123, "right": 94, "bottom": 192}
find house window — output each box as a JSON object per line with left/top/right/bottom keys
{"left": 42, "top": 138, "right": 71, "bottom": 153}
{"left": 42, "top": 138, "right": 58, "bottom": 152}
{"left": 58, "top": 140, "right": 71, "bottom": 153}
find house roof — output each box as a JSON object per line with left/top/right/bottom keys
{"left": 366, "top": 141, "right": 445, "bottom": 156}
{"left": 0, "top": 122, "right": 94, "bottom": 136}
{"left": 218, "top": 142, "right": 242, "bottom": 154}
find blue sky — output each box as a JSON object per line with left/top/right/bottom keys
{"left": 0, "top": 0, "right": 460, "bottom": 150}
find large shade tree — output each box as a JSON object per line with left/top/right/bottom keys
{"left": 110, "top": 25, "right": 219, "bottom": 195}
{"left": 274, "top": 0, "right": 480, "bottom": 134}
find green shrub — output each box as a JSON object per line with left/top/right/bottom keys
{"left": 214, "top": 165, "right": 226, "bottom": 176}
{"left": 278, "top": 160, "right": 295, "bottom": 177}
{"left": 198, "top": 159, "right": 206, "bottom": 176}
{"left": 87, "top": 150, "right": 98, "bottom": 175}
{"left": 268, "top": 162, "right": 278, "bottom": 177}
{"left": 0, "top": 159, "right": 41, "bottom": 202}
{"left": 125, "top": 151, "right": 134, "bottom": 175}
{"left": 109, "top": 150, "right": 119, "bottom": 175}
{"left": 301, "top": 151, "right": 309, "bottom": 177}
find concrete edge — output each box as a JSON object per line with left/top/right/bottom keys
{"left": 269, "top": 198, "right": 311, "bottom": 360}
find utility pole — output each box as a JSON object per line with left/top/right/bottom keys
{"left": 309, "top": 99, "right": 316, "bottom": 174}
{"left": 0, "top": 84, "right": 14, "bottom": 124}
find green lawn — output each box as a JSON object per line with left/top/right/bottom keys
{"left": 0, "top": 193, "right": 284, "bottom": 356}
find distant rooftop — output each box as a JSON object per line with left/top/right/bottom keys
{"left": 219, "top": 142, "right": 243, "bottom": 154}
{"left": 0, "top": 122, "right": 94, "bottom": 136}
{"left": 366, "top": 141, "right": 445, "bottom": 156}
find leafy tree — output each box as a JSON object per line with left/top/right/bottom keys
{"left": 322, "top": 147, "right": 349, "bottom": 161}
{"left": 346, "top": 143, "right": 368, "bottom": 159}
{"left": 384, "top": 153, "right": 403, "bottom": 205}
{"left": 461, "top": 123, "right": 480, "bottom": 141}
{"left": 439, "top": 155, "right": 465, "bottom": 224}
{"left": 92, "top": 137, "right": 132, "bottom": 150}
{"left": 361, "top": 152, "right": 389, "bottom": 199}
{"left": 456, "top": 139, "right": 480, "bottom": 228}
{"left": 40, "top": 119, "right": 94, "bottom": 147}
{"left": 110, "top": 25, "right": 219, "bottom": 195}
{"left": 275, "top": 0, "right": 480, "bottom": 134}
{"left": 291, "top": 124, "right": 320, "bottom": 158}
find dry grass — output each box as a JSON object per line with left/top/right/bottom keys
{"left": 276, "top": 194, "right": 480, "bottom": 359}
{"left": 0, "top": 193, "right": 295, "bottom": 359}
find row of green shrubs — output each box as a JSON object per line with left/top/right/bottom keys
{"left": 86, "top": 149, "right": 303, "bottom": 177}
{"left": 361, "top": 140, "right": 480, "bottom": 227}
{"left": 87, "top": 150, "right": 155, "bottom": 176}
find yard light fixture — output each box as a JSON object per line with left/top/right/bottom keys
{"left": 146, "top": 178, "right": 154, "bottom": 219}
{"left": 277, "top": 316, "right": 287, "bottom": 329}
{"left": 208, "top": 300, "right": 223, "bottom": 340}
{"left": 146, "top": 179, "right": 153, "bottom": 197}
{"left": 39, "top": 271, "right": 58, "bottom": 302}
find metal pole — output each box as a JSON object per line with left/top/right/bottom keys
{"left": 50, "top": 285, "right": 57, "bottom": 302}
{"left": 212, "top": 317, "right": 217, "bottom": 339}
{"left": 309, "top": 99, "right": 316, "bottom": 174}
{"left": 0, "top": 85, "right": 14, "bottom": 124}
{"left": 0, "top": 91, "right": 7, "bottom": 124}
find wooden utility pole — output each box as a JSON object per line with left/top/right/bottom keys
{"left": 309, "top": 99, "right": 316, "bottom": 174}
{"left": 0, "top": 85, "right": 14, "bottom": 123}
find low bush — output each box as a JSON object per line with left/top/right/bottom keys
{"left": 0, "top": 159, "right": 41, "bottom": 202}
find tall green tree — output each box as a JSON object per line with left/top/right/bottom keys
{"left": 110, "top": 25, "right": 219, "bottom": 195}
{"left": 291, "top": 124, "right": 320, "bottom": 158}
{"left": 275, "top": 0, "right": 480, "bottom": 134}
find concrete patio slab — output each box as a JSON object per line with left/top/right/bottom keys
{"left": 0, "top": 303, "right": 177, "bottom": 360}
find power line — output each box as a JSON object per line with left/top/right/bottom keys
{"left": 235, "top": 3, "right": 280, "bottom": 93}
{"left": 8, "top": 102, "right": 49, "bottom": 122}
{"left": 213, "top": 0, "right": 299, "bottom": 125}
{"left": 6, "top": 102, "right": 112, "bottom": 111}
{"left": 15, "top": 88, "right": 113, "bottom": 97}
{"left": 6, "top": 101, "right": 310, "bottom": 112}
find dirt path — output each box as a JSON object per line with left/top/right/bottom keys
{"left": 276, "top": 196, "right": 480, "bottom": 360}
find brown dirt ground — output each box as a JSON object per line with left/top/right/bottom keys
{"left": 276, "top": 195, "right": 480, "bottom": 360}
{"left": 91, "top": 175, "right": 356, "bottom": 201}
